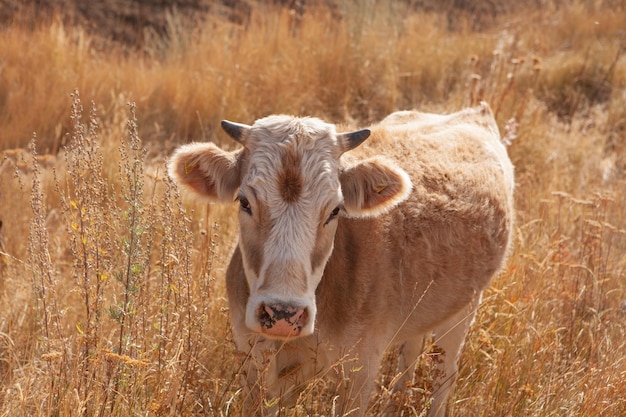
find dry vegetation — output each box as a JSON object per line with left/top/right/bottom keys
{"left": 1, "top": 1, "right": 625, "bottom": 416}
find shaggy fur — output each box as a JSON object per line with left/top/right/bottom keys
{"left": 168, "top": 102, "right": 514, "bottom": 417}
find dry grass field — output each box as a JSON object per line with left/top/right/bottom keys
{"left": 1, "top": 1, "right": 625, "bottom": 416}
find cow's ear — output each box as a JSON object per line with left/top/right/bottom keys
{"left": 340, "top": 157, "right": 412, "bottom": 217}
{"left": 168, "top": 143, "right": 243, "bottom": 203}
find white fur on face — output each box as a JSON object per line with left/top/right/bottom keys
{"left": 237, "top": 116, "right": 344, "bottom": 336}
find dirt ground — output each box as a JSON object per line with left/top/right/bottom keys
{"left": 0, "top": 0, "right": 521, "bottom": 47}
{"left": 0, "top": 0, "right": 251, "bottom": 46}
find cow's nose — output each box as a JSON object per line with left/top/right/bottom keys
{"left": 257, "top": 303, "right": 308, "bottom": 338}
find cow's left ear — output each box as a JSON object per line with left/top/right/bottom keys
{"left": 340, "top": 157, "right": 412, "bottom": 217}
{"left": 168, "top": 142, "right": 243, "bottom": 203}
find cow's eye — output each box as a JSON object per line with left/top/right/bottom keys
{"left": 239, "top": 197, "right": 252, "bottom": 215}
{"left": 324, "top": 206, "right": 341, "bottom": 226}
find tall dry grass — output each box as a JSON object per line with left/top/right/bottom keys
{"left": 1, "top": 1, "right": 625, "bottom": 416}
{"left": 1, "top": 91, "right": 235, "bottom": 416}
{"left": 2, "top": 1, "right": 623, "bottom": 152}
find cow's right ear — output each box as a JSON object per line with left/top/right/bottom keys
{"left": 168, "top": 143, "right": 243, "bottom": 203}
{"left": 340, "top": 157, "right": 412, "bottom": 218}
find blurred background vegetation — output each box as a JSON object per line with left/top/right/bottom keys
{"left": 0, "top": 0, "right": 624, "bottom": 154}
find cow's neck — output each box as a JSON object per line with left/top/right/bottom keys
{"left": 315, "top": 216, "right": 385, "bottom": 339}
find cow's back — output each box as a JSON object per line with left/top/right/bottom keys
{"left": 317, "top": 103, "right": 514, "bottom": 343}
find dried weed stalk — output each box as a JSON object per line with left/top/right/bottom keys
{"left": 24, "top": 91, "right": 228, "bottom": 416}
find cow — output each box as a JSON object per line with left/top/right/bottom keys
{"left": 168, "top": 102, "right": 514, "bottom": 416}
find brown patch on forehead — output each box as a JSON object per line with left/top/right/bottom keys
{"left": 278, "top": 147, "right": 303, "bottom": 204}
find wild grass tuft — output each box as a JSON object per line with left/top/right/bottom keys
{"left": 0, "top": 91, "right": 241, "bottom": 416}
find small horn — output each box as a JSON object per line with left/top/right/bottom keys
{"left": 337, "top": 129, "right": 371, "bottom": 153}
{"left": 221, "top": 120, "right": 251, "bottom": 144}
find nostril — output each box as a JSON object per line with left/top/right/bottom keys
{"left": 258, "top": 303, "right": 275, "bottom": 329}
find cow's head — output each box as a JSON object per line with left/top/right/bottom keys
{"left": 169, "top": 116, "right": 411, "bottom": 340}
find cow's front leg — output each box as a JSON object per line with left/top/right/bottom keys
{"left": 329, "top": 343, "right": 385, "bottom": 417}
{"left": 235, "top": 334, "right": 281, "bottom": 417}
{"left": 428, "top": 292, "right": 482, "bottom": 417}
{"left": 236, "top": 333, "right": 325, "bottom": 416}
{"left": 376, "top": 334, "right": 427, "bottom": 416}
{"left": 272, "top": 335, "right": 327, "bottom": 407}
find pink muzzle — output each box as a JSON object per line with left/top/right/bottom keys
{"left": 257, "top": 303, "right": 308, "bottom": 338}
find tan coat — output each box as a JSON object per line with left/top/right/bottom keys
{"left": 169, "top": 102, "right": 514, "bottom": 416}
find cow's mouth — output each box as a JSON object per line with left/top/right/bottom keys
{"left": 257, "top": 302, "right": 308, "bottom": 338}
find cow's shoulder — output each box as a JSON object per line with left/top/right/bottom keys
{"left": 347, "top": 104, "right": 512, "bottom": 190}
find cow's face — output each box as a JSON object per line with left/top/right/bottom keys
{"left": 169, "top": 116, "right": 411, "bottom": 340}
